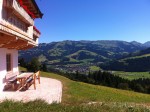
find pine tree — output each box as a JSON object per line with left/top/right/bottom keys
{"left": 27, "top": 57, "right": 41, "bottom": 72}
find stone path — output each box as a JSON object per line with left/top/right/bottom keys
{"left": 0, "top": 77, "right": 62, "bottom": 104}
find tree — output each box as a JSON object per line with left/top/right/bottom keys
{"left": 27, "top": 57, "right": 41, "bottom": 72}
{"left": 118, "top": 83, "right": 129, "bottom": 90}
{"left": 134, "top": 84, "right": 145, "bottom": 93}
{"left": 19, "top": 58, "right": 27, "bottom": 67}
{"left": 61, "top": 57, "right": 70, "bottom": 62}
{"left": 41, "top": 63, "right": 48, "bottom": 72}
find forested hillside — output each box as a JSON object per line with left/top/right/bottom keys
{"left": 19, "top": 40, "right": 147, "bottom": 65}
{"left": 101, "top": 47, "right": 150, "bottom": 72}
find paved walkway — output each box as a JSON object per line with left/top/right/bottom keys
{"left": 0, "top": 77, "right": 62, "bottom": 104}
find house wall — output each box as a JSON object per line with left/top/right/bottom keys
{"left": 0, "top": 0, "right": 41, "bottom": 91}
{"left": 0, "top": 0, "right": 3, "bottom": 21}
{"left": 1, "top": 0, "right": 39, "bottom": 46}
{"left": 0, "top": 48, "right": 19, "bottom": 91}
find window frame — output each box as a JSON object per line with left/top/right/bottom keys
{"left": 6, "top": 53, "right": 12, "bottom": 72}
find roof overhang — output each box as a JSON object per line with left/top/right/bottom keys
{"left": 20, "top": 0, "right": 43, "bottom": 18}
{"left": 0, "top": 33, "right": 35, "bottom": 50}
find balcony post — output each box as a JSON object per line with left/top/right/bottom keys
{"left": 28, "top": 26, "right": 33, "bottom": 39}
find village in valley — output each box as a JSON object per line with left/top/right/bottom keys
{"left": 46, "top": 61, "right": 103, "bottom": 75}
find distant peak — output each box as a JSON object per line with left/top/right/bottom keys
{"left": 143, "top": 41, "right": 150, "bottom": 47}
{"left": 130, "top": 41, "right": 142, "bottom": 45}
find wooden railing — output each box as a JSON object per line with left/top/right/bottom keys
{"left": 3, "top": 0, "right": 34, "bottom": 25}
{"left": 33, "top": 26, "right": 40, "bottom": 38}
{"left": 0, "top": 20, "right": 37, "bottom": 45}
{"left": 33, "top": 30, "right": 40, "bottom": 38}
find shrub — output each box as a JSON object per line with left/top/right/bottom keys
{"left": 27, "top": 57, "right": 41, "bottom": 72}
{"left": 118, "top": 83, "right": 129, "bottom": 90}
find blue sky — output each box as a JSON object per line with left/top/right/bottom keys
{"left": 35, "top": 0, "right": 150, "bottom": 43}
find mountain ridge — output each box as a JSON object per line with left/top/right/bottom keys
{"left": 101, "top": 46, "right": 150, "bottom": 72}
{"left": 19, "top": 40, "right": 149, "bottom": 65}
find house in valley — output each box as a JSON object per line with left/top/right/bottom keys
{"left": 0, "top": 0, "right": 42, "bottom": 91}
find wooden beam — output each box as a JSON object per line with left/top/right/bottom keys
{"left": 0, "top": 33, "right": 36, "bottom": 50}
{"left": 2, "top": 39, "right": 28, "bottom": 49}
{"left": 2, "top": 39, "right": 26, "bottom": 47}
{"left": 20, "top": 44, "right": 34, "bottom": 50}
{"left": 15, "top": 43, "right": 29, "bottom": 50}
{"left": 0, "top": 33, "right": 16, "bottom": 45}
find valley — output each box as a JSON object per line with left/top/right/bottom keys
{"left": 19, "top": 40, "right": 150, "bottom": 74}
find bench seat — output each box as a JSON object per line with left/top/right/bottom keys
{"left": 5, "top": 76, "right": 17, "bottom": 90}
{"left": 26, "top": 77, "right": 33, "bottom": 83}
{"left": 8, "top": 76, "right": 17, "bottom": 83}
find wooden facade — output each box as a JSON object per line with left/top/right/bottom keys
{"left": 0, "top": 0, "right": 42, "bottom": 91}
{"left": 0, "top": 0, "right": 42, "bottom": 50}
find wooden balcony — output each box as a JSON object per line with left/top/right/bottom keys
{"left": 3, "top": 0, "right": 34, "bottom": 26}
{"left": 0, "top": 20, "right": 38, "bottom": 49}
{"left": 33, "top": 26, "right": 40, "bottom": 38}
{"left": 0, "top": 20, "right": 29, "bottom": 40}
{"left": 0, "top": 32, "right": 36, "bottom": 50}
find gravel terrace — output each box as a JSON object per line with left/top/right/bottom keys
{"left": 0, "top": 77, "right": 62, "bottom": 104}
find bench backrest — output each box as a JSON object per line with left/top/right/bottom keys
{"left": 35, "top": 71, "right": 40, "bottom": 84}
{"left": 5, "top": 72, "right": 19, "bottom": 83}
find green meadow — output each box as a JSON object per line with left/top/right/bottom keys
{"left": 0, "top": 67, "right": 150, "bottom": 112}
{"left": 114, "top": 71, "right": 150, "bottom": 80}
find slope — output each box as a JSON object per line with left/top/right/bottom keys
{"left": 1, "top": 67, "right": 150, "bottom": 112}
{"left": 19, "top": 40, "right": 147, "bottom": 64}
{"left": 101, "top": 47, "right": 150, "bottom": 72}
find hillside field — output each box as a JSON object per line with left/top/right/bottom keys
{"left": 114, "top": 71, "right": 150, "bottom": 80}
{"left": 1, "top": 67, "right": 150, "bottom": 112}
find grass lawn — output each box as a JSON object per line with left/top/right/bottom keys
{"left": 114, "top": 71, "right": 150, "bottom": 80}
{"left": 0, "top": 67, "right": 150, "bottom": 112}
{"left": 41, "top": 71, "right": 150, "bottom": 104}
{"left": 122, "top": 54, "right": 150, "bottom": 61}
{"left": 89, "top": 66, "right": 100, "bottom": 71}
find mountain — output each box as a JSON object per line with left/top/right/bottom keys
{"left": 19, "top": 40, "right": 147, "bottom": 65}
{"left": 101, "top": 47, "right": 150, "bottom": 72}
{"left": 143, "top": 41, "right": 150, "bottom": 47}
{"left": 130, "top": 41, "right": 143, "bottom": 46}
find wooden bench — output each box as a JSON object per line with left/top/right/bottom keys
{"left": 6, "top": 75, "right": 17, "bottom": 90}
{"left": 25, "top": 71, "right": 40, "bottom": 90}
{"left": 25, "top": 73, "right": 36, "bottom": 90}
{"left": 36, "top": 71, "right": 40, "bottom": 84}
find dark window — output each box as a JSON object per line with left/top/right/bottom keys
{"left": 6, "top": 54, "right": 12, "bottom": 71}
{"left": 33, "top": 36, "right": 37, "bottom": 42}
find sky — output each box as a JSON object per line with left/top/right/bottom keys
{"left": 35, "top": 0, "right": 150, "bottom": 43}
